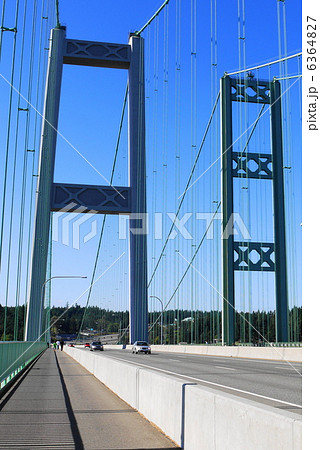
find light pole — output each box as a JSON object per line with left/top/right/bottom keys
{"left": 150, "top": 295, "right": 164, "bottom": 345}
{"left": 112, "top": 313, "right": 123, "bottom": 345}
{"left": 41, "top": 275, "right": 87, "bottom": 343}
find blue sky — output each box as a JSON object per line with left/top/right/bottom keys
{"left": 0, "top": 0, "right": 302, "bottom": 317}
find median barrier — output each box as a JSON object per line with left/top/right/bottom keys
{"left": 138, "top": 368, "right": 184, "bottom": 444}
{"left": 149, "top": 345, "right": 302, "bottom": 362}
{"left": 64, "top": 346, "right": 301, "bottom": 449}
{"left": 184, "top": 384, "right": 301, "bottom": 450}
{"left": 102, "top": 344, "right": 301, "bottom": 362}
{"left": 94, "top": 352, "right": 139, "bottom": 408}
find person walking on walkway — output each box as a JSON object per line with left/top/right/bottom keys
{"left": 56, "top": 340, "right": 60, "bottom": 350}
{"left": 60, "top": 340, "right": 64, "bottom": 351}
{"left": 53, "top": 342, "right": 57, "bottom": 350}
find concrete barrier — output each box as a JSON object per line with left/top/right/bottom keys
{"left": 103, "top": 344, "right": 302, "bottom": 362}
{"left": 184, "top": 384, "right": 301, "bottom": 450}
{"left": 94, "top": 352, "right": 139, "bottom": 408}
{"left": 138, "top": 368, "right": 185, "bottom": 444}
{"left": 151, "top": 345, "right": 302, "bottom": 362}
{"left": 64, "top": 347, "right": 301, "bottom": 449}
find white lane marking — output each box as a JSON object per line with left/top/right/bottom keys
{"left": 273, "top": 363, "right": 301, "bottom": 367}
{"left": 155, "top": 353, "right": 302, "bottom": 374}
{"left": 142, "top": 352, "right": 301, "bottom": 371}
{"left": 215, "top": 366, "right": 236, "bottom": 371}
{"left": 105, "top": 354, "right": 302, "bottom": 409}
{"left": 169, "top": 359, "right": 181, "bottom": 362}
{"left": 155, "top": 351, "right": 301, "bottom": 361}
{"left": 155, "top": 352, "right": 301, "bottom": 364}
{"left": 275, "top": 366, "right": 299, "bottom": 370}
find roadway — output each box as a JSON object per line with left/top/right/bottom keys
{"left": 90, "top": 347, "right": 302, "bottom": 415}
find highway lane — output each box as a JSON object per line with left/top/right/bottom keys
{"left": 89, "top": 348, "right": 302, "bottom": 414}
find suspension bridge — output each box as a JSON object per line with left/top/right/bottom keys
{"left": 0, "top": 1, "right": 302, "bottom": 448}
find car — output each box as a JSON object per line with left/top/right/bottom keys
{"left": 90, "top": 341, "right": 104, "bottom": 351}
{"left": 132, "top": 341, "right": 151, "bottom": 354}
{"left": 68, "top": 343, "right": 75, "bottom": 347}
{"left": 84, "top": 343, "right": 90, "bottom": 348}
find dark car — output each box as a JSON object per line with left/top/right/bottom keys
{"left": 90, "top": 341, "right": 104, "bottom": 351}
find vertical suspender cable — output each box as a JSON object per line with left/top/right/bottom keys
{"left": 212, "top": 0, "right": 220, "bottom": 343}
{"left": 152, "top": 16, "right": 159, "bottom": 343}
{"left": 237, "top": 0, "right": 244, "bottom": 342}
{"left": 242, "top": 0, "right": 251, "bottom": 344}
{"left": 161, "top": 6, "right": 169, "bottom": 343}
{"left": 13, "top": 0, "right": 36, "bottom": 340}
{"left": 190, "top": 0, "right": 197, "bottom": 343}
{"left": 76, "top": 88, "right": 128, "bottom": 341}
{"left": 80, "top": 1, "right": 171, "bottom": 344}
{"left": 1, "top": 0, "right": 20, "bottom": 340}
{"left": 0, "top": 0, "right": 7, "bottom": 61}
{"left": 282, "top": 1, "right": 298, "bottom": 342}
{"left": 24, "top": 1, "right": 49, "bottom": 332}
{"left": 174, "top": 0, "right": 181, "bottom": 343}
{"left": 55, "top": 0, "right": 60, "bottom": 28}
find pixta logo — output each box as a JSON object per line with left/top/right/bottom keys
{"left": 118, "top": 212, "right": 251, "bottom": 240}
{"left": 52, "top": 202, "right": 98, "bottom": 249}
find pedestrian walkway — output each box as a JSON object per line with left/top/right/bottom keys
{"left": 0, "top": 348, "right": 178, "bottom": 449}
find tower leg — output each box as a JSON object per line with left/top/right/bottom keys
{"left": 271, "top": 80, "right": 289, "bottom": 342}
{"left": 221, "top": 76, "right": 235, "bottom": 346}
{"left": 128, "top": 35, "right": 148, "bottom": 343}
{"left": 25, "top": 28, "right": 65, "bottom": 341}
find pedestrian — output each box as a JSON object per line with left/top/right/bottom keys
{"left": 60, "top": 340, "right": 64, "bottom": 351}
{"left": 53, "top": 342, "right": 57, "bottom": 350}
{"left": 56, "top": 340, "right": 60, "bottom": 350}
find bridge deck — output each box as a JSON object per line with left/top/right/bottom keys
{"left": 0, "top": 349, "right": 178, "bottom": 449}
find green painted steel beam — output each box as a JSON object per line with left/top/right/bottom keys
{"left": 221, "top": 75, "right": 289, "bottom": 345}
{"left": 221, "top": 75, "right": 235, "bottom": 346}
{"left": 270, "top": 80, "right": 289, "bottom": 343}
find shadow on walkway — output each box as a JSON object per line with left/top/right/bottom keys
{"left": 0, "top": 348, "right": 179, "bottom": 449}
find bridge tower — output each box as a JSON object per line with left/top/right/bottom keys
{"left": 25, "top": 27, "right": 148, "bottom": 344}
{"left": 221, "top": 75, "right": 289, "bottom": 345}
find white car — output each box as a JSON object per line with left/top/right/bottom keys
{"left": 90, "top": 341, "right": 104, "bottom": 351}
{"left": 132, "top": 341, "right": 151, "bottom": 354}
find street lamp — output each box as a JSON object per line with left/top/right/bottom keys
{"left": 41, "top": 276, "right": 87, "bottom": 342}
{"left": 112, "top": 313, "right": 122, "bottom": 344}
{"left": 150, "top": 295, "right": 164, "bottom": 345}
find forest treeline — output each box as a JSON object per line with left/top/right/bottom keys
{"left": 0, "top": 304, "right": 302, "bottom": 343}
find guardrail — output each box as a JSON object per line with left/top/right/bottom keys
{"left": 0, "top": 341, "right": 47, "bottom": 389}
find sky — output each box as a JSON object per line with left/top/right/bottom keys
{"left": 0, "top": 0, "right": 302, "bottom": 318}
